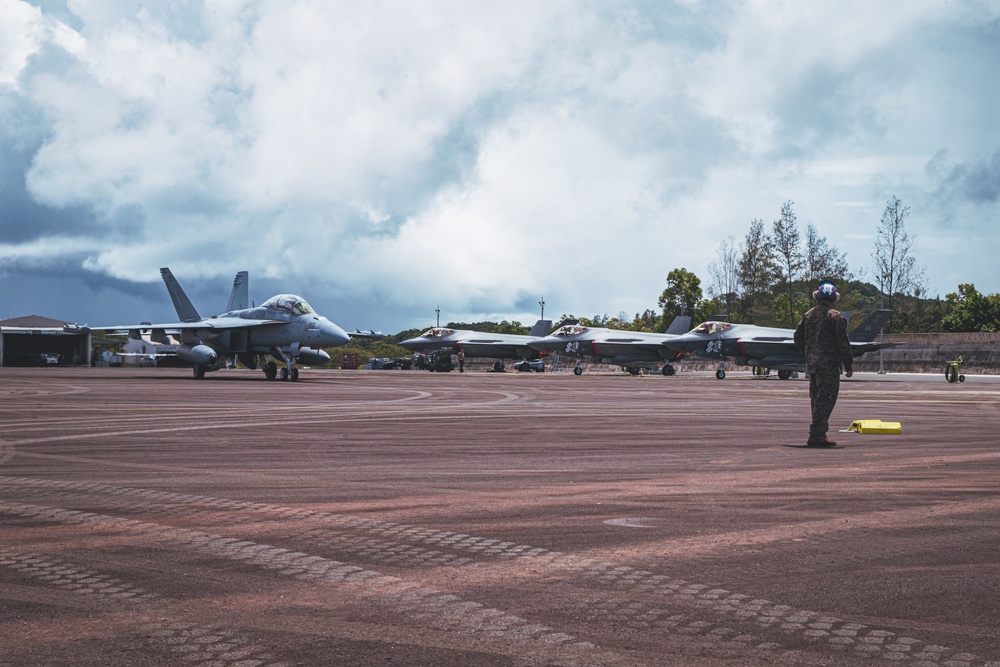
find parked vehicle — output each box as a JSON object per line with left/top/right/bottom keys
{"left": 514, "top": 359, "right": 544, "bottom": 373}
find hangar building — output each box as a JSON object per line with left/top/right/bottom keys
{"left": 0, "top": 315, "right": 91, "bottom": 367}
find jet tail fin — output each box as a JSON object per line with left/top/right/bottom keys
{"left": 159, "top": 267, "right": 201, "bottom": 322}
{"left": 226, "top": 271, "right": 249, "bottom": 311}
{"left": 849, "top": 309, "right": 892, "bottom": 342}
{"left": 527, "top": 319, "right": 552, "bottom": 337}
{"left": 664, "top": 315, "right": 693, "bottom": 335}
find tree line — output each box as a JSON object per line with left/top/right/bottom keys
{"left": 562, "top": 196, "right": 1000, "bottom": 335}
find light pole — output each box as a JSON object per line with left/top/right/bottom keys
{"left": 539, "top": 297, "right": 545, "bottom": 321}
{"left": 878, "top": 287, "right": 886, "bottom": 374}
{"left": 435, "top": 306, "right": 440, "bottom": 328}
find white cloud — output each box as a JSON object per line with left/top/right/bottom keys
{"left": 2, "top": 0, "right": 999, "bottom": 328}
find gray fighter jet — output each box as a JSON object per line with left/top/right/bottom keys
{"left": 399, "top": 320, "right": 552, "bottom": 372}
{"left": 665, "top": 310, "right": 896, "bottom": 379}
{"left": 527, "top": 316, "right": 692, "bottom": 376}
{"left": 96, "top": 268, "right": 357, "bottom": 381}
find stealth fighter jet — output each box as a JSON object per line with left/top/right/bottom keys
{"left": 399, "top": 319, "right": 552, "bottom": 372}
{"left": 665, "top": 310, "right": 896, "bottom": 379}
{"left": 528, "top": 316, "right": 692, "bottom": 376}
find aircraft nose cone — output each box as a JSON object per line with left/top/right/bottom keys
{"left": 320, "top": 319, "right": 351, "bottom": 347}
{"left": 528, "top": 336, "right": 561, "bottom": 352}
{"left": 399, "top": 336, "right": 422, "bottom": 351}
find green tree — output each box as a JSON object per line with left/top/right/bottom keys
{"left": 804, "top": 223, "right": 850, "bottom": 284}
{"left": 631, "top": 309, "right": 661, "bottom": 332}
{"left": 872, "top": 196, "right": 925, "bottom": 331}
{"left": 942, "top": 284, "right": 1000, "bottom": 332}
{"left": 658, "top": 268, "right": 703, "bottom": 320}
{"left": 771, "top": 201, "right": 805, "bottom": 327}
{"left": 737, "top": 219, "right": 778, "bottom": 324}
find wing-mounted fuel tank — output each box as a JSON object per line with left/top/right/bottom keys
{"left": 296, "top": 347, "right": 330, "bottom": 366}
{"left": 177, "top": 344, "right": 217, "bottom": 366}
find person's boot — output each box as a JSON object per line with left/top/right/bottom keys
{"left": 806, "top": 436, "right": 837, "bottom": 447}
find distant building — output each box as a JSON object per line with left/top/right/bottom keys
{"left": 0, "top": 315, "right": 92, "bottom": 367}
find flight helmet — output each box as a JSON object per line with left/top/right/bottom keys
{"left": 814, "top": 280, "right": 839, "bottom": 302}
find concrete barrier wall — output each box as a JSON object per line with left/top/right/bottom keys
{"left": 853, "top": 332, "right": 1000, "bottom": 375}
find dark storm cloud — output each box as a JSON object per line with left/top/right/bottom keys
{"left": 928, "top": 149, "right": 1000, "bottom": 205}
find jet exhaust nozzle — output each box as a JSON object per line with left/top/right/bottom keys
{"left": 177, "top": 344, "right": 218, "bottom": 366}
{"left": 297, "top": 347, "right": 331, "bottom": 366}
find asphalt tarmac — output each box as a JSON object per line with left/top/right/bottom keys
{"left": 1, "top": 366, "right": 998, "bottom": 666}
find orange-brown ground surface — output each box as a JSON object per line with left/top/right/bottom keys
{"left": 2, "top": 366, "right": 998, "bottom": 666}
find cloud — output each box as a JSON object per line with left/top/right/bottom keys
{"left": 1, "top": 0, "right": 1000, "bottom": 328}
{"left": 928, "top": 149, "right": 1000, "bottom": 205}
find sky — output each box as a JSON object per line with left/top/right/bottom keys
{"left": 2, "top": 0, "right": 999, "bottom": 333}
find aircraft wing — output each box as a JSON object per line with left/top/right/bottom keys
{"left": 93, "top": 319, "right": 283, "bottom": 332}
{"left": 458, "top": 335, "right": 542, "bottom": 360}
{"left": 849, "top": 340, "right": 903, "bottom": 356}
{"left": 593, "top": 334, "right": 686, "bottom": 362}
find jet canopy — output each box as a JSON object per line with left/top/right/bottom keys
{"left": 262, "top": 294, "right": 314, "bottom": 315}
{"left": 552, "top": 325, "right": 589, "bottom": 336}
{"left": 419, "top": 328, "right": 455, "bottom": 338}
{"left": 690, "top": 321, "right": 733, "bottom": 335}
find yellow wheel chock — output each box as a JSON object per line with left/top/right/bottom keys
{"left": 841, "top": 420, "right": 902, "bottom": 435}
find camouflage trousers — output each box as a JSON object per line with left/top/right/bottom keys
{"left": 808, "top": 371, "right": 841, "bottom": 438}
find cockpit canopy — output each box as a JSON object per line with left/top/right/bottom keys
{"left": 419, "top": 328, "right": 455, "bottom": 338}
{"left": 552, "top": 325, "right": 589, "bottom": 336}
{"left": 262, "top": 294, "right": 314, "bottom": 315}
{"left": 690, "top": 321, "right": 732, "bottom": 335}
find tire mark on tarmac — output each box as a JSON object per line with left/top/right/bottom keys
{"left": 0, "top": 502, "right": 619, "bottom": 667}
{"left": 4, "top": 477, "right": 997, "bottom": 665}
{"left": 0, "top": 548, "right": 294, "bottom": 667}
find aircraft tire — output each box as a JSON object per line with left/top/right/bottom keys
{"left": 573, "top": 366, "right": 583, "bottom": 376}
{"left": 778, "top": 369, "right": 792, "bottom": 380}
{"left": 291, "top": 367, "right": 299, "bottom": 381}
{"left": 193, "top": 366, "right": 205, "bottom": 380}
{"left": 715, "top": 368, "right": 726, "bottom": 380}
{"left": 280, "top": 367, "right": 289, "bottom": 381}
{"left": 662, "top": 365, "right": 675, "bottom": 376}
{"left": 264, "top": 362, "right": 278, "bottom": 380}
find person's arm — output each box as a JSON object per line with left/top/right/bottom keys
{"left": 837, "top": 315, "right": 853, "bottom": 376}
{"left": 793, "top": 318, "right": 806, "bottom": 354}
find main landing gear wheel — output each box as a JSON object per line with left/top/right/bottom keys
{"left": 573, "top": 366, "right": 583, "bottom": 376}
{"left": 715, "top": 368, "right": 726, "bottom": 380}
{"left": 264, "top": 361, "right": 278, "bottom": 380}
{"left": 193, "top": 366, "right": 205, "bottom": 380}
{"left": 279, "top": 367, "right": 299, "bottom": 381}
{"left": 777, "top": 369, "right": 792, "bottom": 380}
{"left": 661, "top": 365, "right": 675, "bottom": 376}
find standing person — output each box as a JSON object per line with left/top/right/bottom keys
{"left": 793, "top": 281, "right": 854, "bottom": 446}
{"left": 457, "top": 349, "right": 465, "bottom": 373}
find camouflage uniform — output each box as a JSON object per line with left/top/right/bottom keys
{"left": 793, "top": 301, "right": 853, "bottom": 442}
